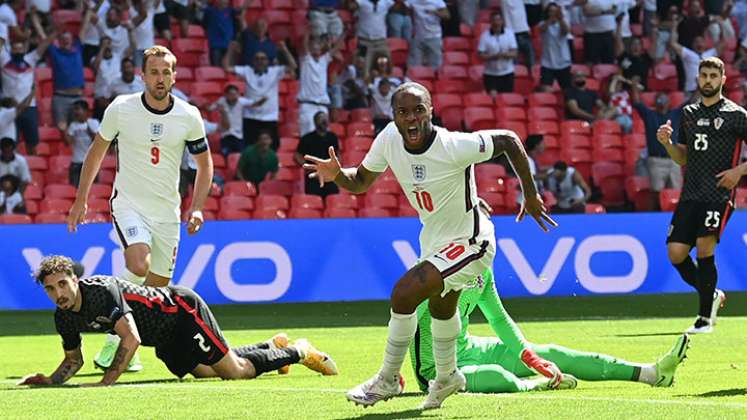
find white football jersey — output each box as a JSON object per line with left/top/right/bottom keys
{"left": 362, "top": 123, "right": 495, "bottom": 256}
{"left": 99, "top": 93, "right": 206, "bottom": 223}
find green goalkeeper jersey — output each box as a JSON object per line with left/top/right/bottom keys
{"left": 409, "top": 268, "right": 529, "bottom": 390}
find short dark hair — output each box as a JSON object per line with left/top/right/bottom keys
{"left": 391, "top": 82, "right": 432, "bottom": 108}
{"left": 0, "top": 137, "right": 15, "bottom": 149}
{"left": 0, "top": 174, "right": 19, "bottom": 191}
{"left": 224, "top": 84, "right": 240, "bottom": 94}
{"left": 525, "top": 134, "right": 544, "bottom": 152}
{"left": 73, "top": 99, "right": 89, "bottom": 110}
{"left": 699, "top": 56, "right": 725, "bottom": 76}
{"left": 34, "top": 255, "right": 75, "bottom": 284}
{"left": 72, "top": 260, "right": 85, "bottom": 278}
{"left": 121, "top": 57, "right": 134, "bottom": 67}
{"left": 554, "top": 160, "right": 568, "bottom": 171}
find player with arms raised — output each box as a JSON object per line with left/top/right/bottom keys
{"left": 304, "top": 82, "right": 558, "bottom": 409}
{"left": 18, "top": 255, "right": 337, "bottom": 387}
{"left": 657, "top": 57, "right": 747, "bottom": 334}
{"left": 66, "top": 46, "right": 214, "bottom": 370}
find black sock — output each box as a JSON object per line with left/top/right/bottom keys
{"left": 673, "top": 257, "right": 699, "bottom": 291}
{"left": 242, "top": 348, "right": 300, "bottom": 376}
{"left": 232, "top": 342, "right": 269, "bottom": 358}
{"left": 696, "top": 255, "right": 717, "bottom": 318}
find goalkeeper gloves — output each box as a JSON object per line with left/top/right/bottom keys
{"left": 520, "top": 348, "right": 562, "bottom": 388}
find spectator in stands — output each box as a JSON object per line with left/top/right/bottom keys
{"left": 642, "top": 0, "right": 656, "bottom": 36}
{"left": 370, "top": 77, "right": 393, "bottom": 134}
{"left": 407, "top": 0, "right": 449, "bottom": 69}
{"left": 706, "top": 0, "right": 736, "bottom": 42}
{"left": 733, "top": 37, "right": 747, "bottom": 77}
{"left": 349, "top": 0, "right": 395, "bottom": 79}
{"left": 0, "top": 0, "right": 27, "bottom": 42}
{"left": 130, "top": 0, "right": 156, "bottom": 68}
{"left": 208, "top": 84, "right": 252, "bottom": 156}
{"left": 458, "top": 0, "right": 479, "bottom": 26}
{"left": 582, "top": 0, "right": 616, "bottom": 64}
{"left": 63, "top": 100, "right": 99, "bottom": 187}
{"left": 607, "top": 74, "right": 635, "bottom": 133}
{"left": 94, "top": 7, "right": 134, "bottom": 58}
{"left": 294, "top": 111, "right": 339, "bottom": 198}
{"left": 239, "top": 19, "right": 278, "bottom": 66}
{"left": 309, "top": 0, "right": 344, "bottom": 39}
{"left": 0, "top": 174, "right": 24, "bottom": 214}
{"left": 298, "top": 34, "right": 342, "bottom": 136}
{"left": 28, "top": 0, "right": 53, "bottom": 39}
{"left": 224, "top": 40, "right": 297, "bottom": 150}
{"left": 109, "top": 57, "right": 145, "bottom": 97}
{"left": 545, "top": 160, "right": 591, "bottom": 214}
{"left": 615, "top": 20, "right": 654, "bottom": 89}
{"left": 653, "top": 3, "right": 680, "bottom": 61}
{"left": 92, "top": 37, "right": 124, "bottom": 119}
{"left": 564, "top": 71, "right": 611, "bottom": 122}
{"left": 48, "top": 30, "right": 85, "bottom": 128}
{"left": 668, "top": 22, "right": 730, "bottom": 97}
{"left": 631, "top": 83, "right": 683, "bottom": 209}
{"left": 166, "top": 0, "right": 192, "bottom": 39}
{"left": 333, "top": 55, "right": 369, "bottom": 110}
{"left": 0, "top": 85, "right": 35, "bottom": 144}
{"left": 387, "top": 0, "right": 412, "bottom": 40}
{"left": 0, "top": 137, "right": 31, "bottom": 193}
{"left": 199, "top": 0, "right": 252, "bottom": 66}
{"left": 516, "top": 134, "right": 547, "bottom": 206}
{"left": 1, "top": 35, "right": 53, "bottom": 156}
{"left": 614, "top": 0, "right": 637, "bottom": 47}
{"left": 369, "top": 53, "right": 404, "bottom": 87}
{"left": 501, "top": 0, "right": 534, "bottom": 68}
{"left": 441, "top": 0, "right": 461, "bottom": 37}
{"left": 676, "top": 0, "right": 709, "bottom": 51}
{"left": 154, "top": 0, "right": 173, "bottom": 41}
{"left": 237, "top": 130, "right": 278, "bottom": 185}
{"left": 538, "top": 2, "right": 572, "bottom": 91}
{"left": 477, "top": 11, "right": 518, "bottom": 96}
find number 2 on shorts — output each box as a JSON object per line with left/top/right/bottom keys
{"left": 193, "top": 333, "right": 211, "bottom": 353}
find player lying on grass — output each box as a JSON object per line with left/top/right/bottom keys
{"left": 18, "top": 255, "right": 338, "bottom": 387}
{"left": 410, "top": 268, "right": 691, "bottom": 393}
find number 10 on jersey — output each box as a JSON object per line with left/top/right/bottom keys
{"left": 413, "top": 190, "right": 434, "bottom": 212}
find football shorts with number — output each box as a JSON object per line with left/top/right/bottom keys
{"left": 155, "top": 286, "right": 230, "bottom": 378}
{"left": 361, "top": 123, "right": 500, "bottom": 290}
{"left": 666, "top": 200, "right": 735, "bottom": 245}
{"left": 111, "top": 193, "right": 180, "bottom": 277}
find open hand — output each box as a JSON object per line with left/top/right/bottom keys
{"left": 716, "top": 167, "right": 742, "bottom": 190}
{"left": 17, "top": 373, "right": 51, "bottom": 386}
{"left": 67, "top": 199, "right": 88, "bottom": 233}
{"left": 303, "top": 146, "right": 342, "bottom": 188}
{"left": 517, "top": 193, "right": 557, "bottom": 232}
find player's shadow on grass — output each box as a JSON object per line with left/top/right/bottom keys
{"left": 612, "top": 332, "right": 683, "bottom": 338}
{"left": 6, "top": 372, "right": 103, "bottom": 379}
{"left": 685, "top": 388, "right": 747, "bottom": 397}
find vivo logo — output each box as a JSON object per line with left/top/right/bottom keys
{"left": 393, "top": 235, "right": 649, "bottom": 295}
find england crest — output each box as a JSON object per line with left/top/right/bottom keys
{"left": 126, "top": 226, "right": 138, "bottom": 237}
{"left": 714, "top": 117, "right": 724, "bottom": 130}
{"left": 150, "top": 122, "right": 164, "bottom": 137}
{"left": 412, "top": 164, "right": 426, "bottom": 182}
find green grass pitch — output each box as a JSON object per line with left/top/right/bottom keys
{"left": 2, "top": 293, "right": 747, "bottom": 419}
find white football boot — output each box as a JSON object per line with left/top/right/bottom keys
{"left": 420, "top": 370, "right": 466, "bottom": 410}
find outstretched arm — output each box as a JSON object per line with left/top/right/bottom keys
{"left": 303, "top": 146, "right": 381, "bottom": 193}
{"left": 18, "top": 346, "right": 84, "bottom": 386}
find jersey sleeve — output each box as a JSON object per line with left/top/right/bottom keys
{"left": 679, "top": 106, "right": 693, "bottom": 150}
{"left": 476, "top": 270, "right": 529, "bottom": 355}
{"left": 451, "top": 131, "right": 495, "bottom": 167}
{"left": 360, "top": 127, "right": 390, "bottom": 172}
{"left": 185, "top": 106, "right": 208, "bottom": 154}
{"left": 477, "top": 32, "right": 489, "bottom": 54}
{"left": 92, "top": 281, "right": 132, "bottom": 333}
{"left": 54, "top": 311, "right": 82, "bottom": 351}
{"left": 737, "top": 108, "right": 747, "bottom": 142}
{"left": 98, "top": 99, "right": 120, "bottom": 142}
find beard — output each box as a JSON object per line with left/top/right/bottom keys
{"left": 148, "top": 84, "right": 170, "bottom": 101}
{"left": 698, "top": 82, "right": 722, "bottom": 98}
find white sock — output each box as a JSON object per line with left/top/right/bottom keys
{"left": 105, "top": 334, "right": 121, "bottom": 346}
{"left": 378, "top": 310, "right": 417, "bottom": 382}
{"left": 118, "top": 268, "right": 145, "bottom": 286}
{"left": 638, "top": 364, "right": 657, "bottom": 385}
{"left": 431, "top": 312, "right": 461, "bottom": 383}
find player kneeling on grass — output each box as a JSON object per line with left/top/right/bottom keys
{"left": 18, "top": 256, "right": 338, "bottom": 387}
{"left": 410, "top": 268, "right": 691, "bottom": 393}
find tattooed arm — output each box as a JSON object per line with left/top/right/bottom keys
{"left": 18, "top": 347, "right": 84, "bottom": 386}
{"left": 99, "top": 313, "right": 141, "bottom": 386}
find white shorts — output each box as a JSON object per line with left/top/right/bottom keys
{"left": 424, "top": 238, "right": 496, "bottom": 297}
{"left": 111, "top": 202, "right": 180, "bottom": 278}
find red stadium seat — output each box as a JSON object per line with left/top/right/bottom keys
{"left": 288, "top": 208, "right": 322, "bottom": 218}
{"left": 220, "top": 195, "right": 254, "bottom": 211}
{"left": 39, "top": 126, "right": 62, "bottom": 143}
{"left": 528, "top": 121, "right": 559, "bottom": 136}
{"left": 475, "top": 163, "right": 507, "bottom": 180}
{"left": 259, "top": 180, "right": 294, "bottom": 196}
{"left": 277, "top": 152, "right": 296, "bottom": 167}
{"left": 358, "top": 208, "right": 392, "bottom": 218}
{"left": 593, "top": 120, "right": 622, "bottom": 136}
{"left": 560, "top": 120, "right": 592, "bottom": 136}
{"left": 495, "top": 107, "right": 526, "bottom": 122}
{"left": 433, "top": 93, "right": 463, "bottom": 112}
{"left": 346, "top": 122, "right": 375, "bottom": 138}
{"left": 433, "top": 80, "right": 465, "bottom": 93}
{"left": 364, "top": 193, "right": 397, "bottom": 209}
{"left": 290, "top": 194, "right": 323, "bottom": 210}
{"left": 501, "top": 121, "right": 527, "bottom": 140}
{"left": 528, "top": 92, "right": 559, "bottom": 108}
{"left": 464, "top": 107, "right": 495, "bottom": 130}
{"left": 191, "top": 82, "right": 223, "bottom": 102}
{"left": 443, "top": 51, "right": 469, "bottom": 66}
{"left": 267, "top": 0, "right": 294, "bottom": 9}
{"left": 370, "top": 178, "right": 401, "bottom": 195}
{"left": 324, "top": 208, "right": 356, "bottom": 218}
{"left": 443, "top": 37, "right": 471, "bottom": 52}
{"left": 275, "top": 167, "right": 300, "bottom": 182}
{"left": 84, "top": 212, "right": 110, "bottom": 223}
{"left": 90, "top": 183, "right": 113, "bottom": 199}
{"left": 494, "top": 93, "right": 524, "bottom": 107}
{"left": 596, "top": 134, "right": 624, "bottom": 150}
{"left": 562, "top": 148, "right": 593, "bottom": 181}
{"left": 527, "top": 107, "right": 558, "bottom": 121}
{"left": 659, "top": 188, "right": 680, "bottom": 211}
{"left": 328, "top": 123, "right": 345, "bottom": 138}
{"left": 326, "top": 194, "right": 358, "bottom": 209}
{"left": 255, "top": 194, "right": 289, "bottom": 210}
{"left": 195, "top": 66, "right": 228, "bottom": 82}
{"left": 625, "top": 176, "right": 653, "bottom": 211}
{"left": 735, "top": 188, "right": 747, "bottom": 207}
{"left": 225, "top": 153, "right": 241, "bottom": 181}
{"left": 407, "top": 66, "right": 436, "bottom": 81}
{"left": 592, "top": 148, "right": 624, "bottom": 163}
{"left": 463, "top": 92, "right": 494, "bottom": 107}
{"left": 44, "top": 184, "right": 76, "bottom": 199}
{"left": 224, "top": 180, "right": 257, "bottom": 197}
{"left": 592, "top": 161, "right": 626, "bottom": 206}
{"left": 398, "top": 206, "right": 419, "bottom": 217}
{"left": 585, "top": 203, "right": 607, "bottom": 214}
{"left": 0, "top": 214, "right": 32, "bottom": 224}
{"left": 23, "top": 199, "right": 37, "bottom": 215}
{"left": 350, "top": 108, "right": 373, "bottom": 122}
{"left": 591, "top": 64, "right": 619, "bottom": 81}
{"left": 342, "top": 151, "right": 367, "bottom": 167}
{"left": 346, "top": 136, "right": 373, "bottom": 152}
{"left": 26, "top": 156, "right": 48, "bottom": 171}
{"left": 218, "top": 209, "right": 252, "bottom": 220}
{"left": 24, "top": 184, "right": 43, "bottom": 200}
{"left": 35, "top": 213, "right": 67, "bottom": 223}
{"left": 561, "top": 135, "right": 592, "bottom": 149}
{"left": 88, "top": 198, "right": 110, "bottom": 213}
{"left": 40, "top": 198, "right": 72, "bottom": 214}
{"left": 252, "top": 209, "right": 288, "bottom": 219}
{"left": 479, "top": 192, "right": 506, "bottom": 214}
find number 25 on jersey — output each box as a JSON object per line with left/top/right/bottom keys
{"left": 694, "top": 133, "right": 708, "bottom": 151}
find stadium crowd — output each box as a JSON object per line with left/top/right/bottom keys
{"left": 0, "top": 0, "right": 746, "bottom": 224}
